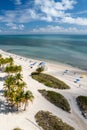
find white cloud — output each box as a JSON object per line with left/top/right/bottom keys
{"left": 62, "top": 0, "right": 76, "bottom": 10}
{"left": 32, "top": 25, "right": 63, "bottom": 33}
{"left": 10, "top": 0, "right": 22, "bottom": 5}
{"left": 0, "top": 0, "right": 87, "bottom": 30}
{"left": 6, "top": 23, "right": 18, "bottom": 30}
{"left": 19, "top": 24, "right": 25, "bottom": 30}
{"left": 6, "top": 23, "right": 25, "bottom": 30}
{"left": 32, "top": 25, "right": 87, "bottom": 34}
{"left": 32, "top": 25, "right": 70, "bottom": 33}
{"left": 75, "top": 10, "right": 87, "bottom": 15}
{"left": 35, "top": 0, "right": 76, "bottom": 11}
{"left": 0, "top": 0, "right": 76, "bottom": 23}
{"left": 34, "top": 0, "right": 75, "bottom": 21}
{"left": 62, "top": 16, "right": 87, "bottom": 25}
{"left": 14, "top": 0, "right": 22, "bottom": 5}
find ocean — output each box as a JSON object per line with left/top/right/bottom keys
{"left": 0, "top": 34, "right": 87, "bottom": 70}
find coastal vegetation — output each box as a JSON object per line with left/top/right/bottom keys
{"left": 0, "top": 56, "right": 14, "bottom": 71}
{"left": 76, "top": 96, "right": 87, "bottom": 118}
{"left": 0, "top": 55, "right": 34, "bottom": 111}
{"left": 35, "top": 111, "right": 75, "bottom": 130}
{"left": 38, "top": 89, "right": 70, "bottom": 112}
{"left": 4, "top": 66, "right": 34, "bottom": 111}
{"left": 31, "top": 72, "right": 70, "bottom": 89}
{"left": 36, "top": 66, "right": 44, "bottom": 73}
{"left": 5, "top": 65, "right": 22, "bottom": 75}
{"left": 13, "top": 128, "right": 22, "bottom": 130}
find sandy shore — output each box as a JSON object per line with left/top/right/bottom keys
{"left": 0, "top": 49, "right": 87, "bottom": 130}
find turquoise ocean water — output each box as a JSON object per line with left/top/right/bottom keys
{"left": 0, "top": 34, "right": 87, "bottom": 70}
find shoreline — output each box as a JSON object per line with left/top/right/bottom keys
{"left": 1, "top": 49, "right": 86, "bottom": 72}
{"left": 6, "top": 49, "right": 87, "bottom": 71}
{"left": 0, "top": 49, "right": 87, "bottom": 130}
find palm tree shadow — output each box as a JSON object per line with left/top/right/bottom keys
{"left": 0, "top": 77, "right": 5, "bottom": 81}
{"left": 0, "top": 76, "right": 8, "bottom": 81}
{"left": 0, "top": 90, "right": 4, "bottom": 94}
{"left": 0, "top": 99, "right": 18, "bottom": 114}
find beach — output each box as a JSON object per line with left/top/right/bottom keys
{"left": 0, "top": 49, "right": 87, "bottom": 130}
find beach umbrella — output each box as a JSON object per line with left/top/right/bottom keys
{"left": 76, "top": 78, "right": 80, "bottom": 82}
{"left": 81, "top": 74, "right": 86, "bottom": 78}
{"left": 74, "top": 78, "right": 80, "bottom": 83}
{"left": 64, "top": 69, "right": 69, "bottom": 73}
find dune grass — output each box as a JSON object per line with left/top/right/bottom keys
{"left": 76, "top": 96, "right": 87, "bottom": 118}
{"left": 38, "top": 89, "right": 70, "bottom": 112}
{"left": 13, "top": 128, "right": 22, "bottom": 130}
{"left": 31, "top": 72, "right": 70, "bottom": 89}
{"left": 35, "top": 111, "right": 75, "bottom": 130}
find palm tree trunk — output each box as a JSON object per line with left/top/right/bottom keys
{"left": 17, "top": 104, "right": 19, "bottom": 111}
{"left": 24, "top": 102, "right": 27, "bottom": 111}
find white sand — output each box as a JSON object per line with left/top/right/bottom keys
{"left": 0, "top": 49, "right": 87, "bottom": 130}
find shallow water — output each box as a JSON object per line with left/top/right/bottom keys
{"left": 0, "top": 34, "right": 87, "bottom": 70}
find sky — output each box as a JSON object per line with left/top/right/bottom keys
{"left": 0, "top": 0, "right": 87, "bottom": 34}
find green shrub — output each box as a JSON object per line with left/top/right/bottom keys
{"left": 31, "top": 73, "right": 70, "bottom": 89}
{"left": 13, "top": 128, "right": 22, "bottom": 130}
{"left": 76, "top": 96, "right": 87, "bottom": 118}
{"left": 39, "top": 89, "right": 70, "bottom": 112}
{"left": 35, "top": 111, "right": 75, "bottom": 130}
{"left": 36, "top": 66, "right": 44, "bottom": 73}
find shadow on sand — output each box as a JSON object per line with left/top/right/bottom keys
{"left": 0, "top": 90, "right": 18, "bottom": 114}
{"left": 0, "top": 75, "right": 8, "bottom": 81}
{"left": 0, "top": 100, "right": 19, "bottom": 114}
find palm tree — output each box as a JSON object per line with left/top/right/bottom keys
{"left": 0, "top": 56, "right": 13, "bottom": 70}
{"left": 13, "top": 94, "right": 22, "bottom": 111}
{"left": 4, "top": 65, "right": 12, "bottom": 75}
{"left": 0, "top": 54, "right": 2, "bottom": 59}
{"left": 4, "top": 85, "right": 15, "bottom": 105}
{"left": 4, "top": 75, "right": 16, "bottom": 90}
{"left": 4, "top": 57, "right": 14, "bottom": 66}
{"left": 4, "top": 65, "right": 22, "bottom": 75}
{"left": 23, "top": 90, "right": 34, "bottom": 111}
{"left": 15, "top": 73, "right": 23, "bottom": 81}
{"left": 15, "top": 65, "right": 22, "bottom": 73}
{"left": 0, "top": 58, "right": 5, "bottom": 70}
{"left": 0, "top": 57, "right": 13, "bottom": 71}
{"left": 16, "top": 81, "right": 26, "bottom": 93}
{"left": 9, "top": 57, "right": 14, "bottom": 65}
{"left": 4, "top": 58, "right": 34, "bottom": 111}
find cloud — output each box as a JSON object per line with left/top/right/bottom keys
{"left": 32, "top": 25, "right": 63, "bottom": 33}
{"left": 18, "top": 9, "right": 39, "bottom": 23}
{"left": 19, "top": 24, "right": 25, "bottom": 30}
{"left": 14, "top": 0, "right": 22, "bottom": 5}
{"left": 10, "top": 0, "right": 22, "bottom": 5}
{"left": 35, "top": 0, "right": 76, "bottom": 11}
{"left": 6, "top": 23, "right": 18, "bottom": 30}
{"left": 0, "top": 0, "right": 76, "bottom": 23}
{"left": 6, "top": 23, "right": 24, "bottom": 30}
{"left": 75, "top": 10, "right": 87, "bottom": 15}
{"left": 0, "top": 0, "right": 87, "bottom": 30}
{"left": 34, "top": 0, "right": 75, "bottom": 21}
{"left": 62, "top": 16, "right": 87, "bottom": 25}
{"left": 32, "top": 25, "right": 87, "bottom": 34}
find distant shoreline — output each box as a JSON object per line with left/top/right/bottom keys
{"left": 4, "top": 49, "right": 87, "bottom": 72}
{"left": 0, "top": 49, "right": 86, "bottom": 73}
